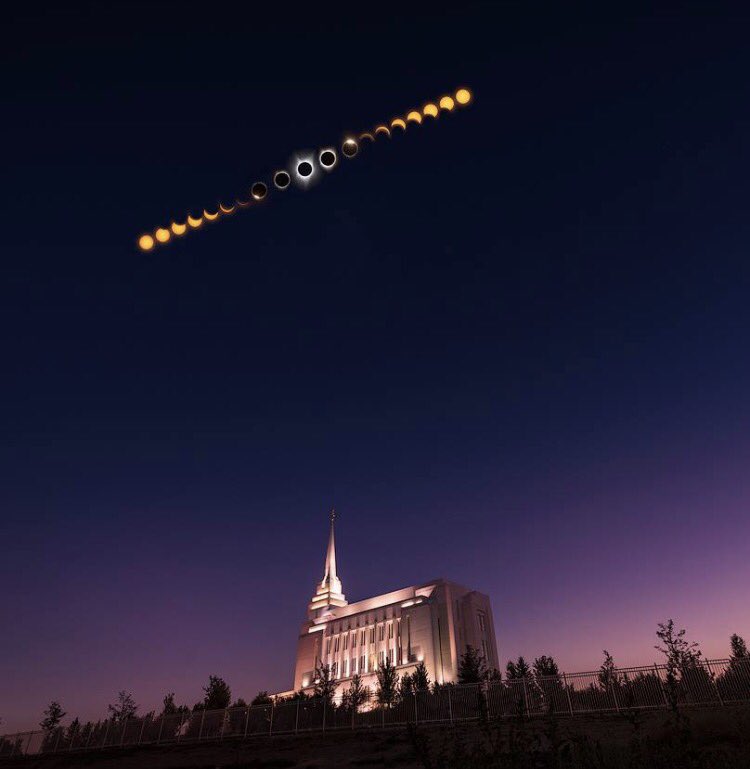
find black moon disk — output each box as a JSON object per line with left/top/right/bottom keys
{"left": 297, "top": 161, "right": 313, "bottom": 178}
{"left": 319, "top": 149, "right": 337, "bottom": 169}
{"left": 251, "top": 182, "right": 267, "bottom": 200}
{"left": 274, "top": 171, "right": 291, "bottom": 190}
{"left": 342, "top": 139, "right": 358, "bottom": 158}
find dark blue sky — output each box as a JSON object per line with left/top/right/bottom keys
{"left": 2, "top": 2, "right": 749, "bottom": 732}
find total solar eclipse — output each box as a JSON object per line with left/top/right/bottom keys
{"left": 297, "top": 160, "right": 314, "bottom": 178}
{"left": 319, "top": 149, "right": 337, "bottom": 169}
{"left": 137, "top": 87, "right": 473, "bottom": 250}
{"left": 274, "top": 171, "right": 291, "bottom": 190}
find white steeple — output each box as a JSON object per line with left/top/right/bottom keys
{"left": 308, "top": 507, "right": 347, "bottom": 618}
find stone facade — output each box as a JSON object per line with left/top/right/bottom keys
{"left": 291, "top": 512, "right": 499, "bottom": 697}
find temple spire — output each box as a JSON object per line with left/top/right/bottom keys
{"left": 322, "top": 507, "right": 338, "bottom": 586}
{"left": 308, "top": 507, "right": 347, "bottom": 617}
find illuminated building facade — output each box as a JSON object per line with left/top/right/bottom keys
{"left": 292, "top": 510, "right": 499, "bottom": 696}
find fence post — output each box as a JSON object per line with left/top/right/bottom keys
{"left": 654, "top": 664, "right": 669, "bottom": 708}
{"left": 25, "top": 732, "right": 34, "bottom": 756}
{"left": 120, "top": 718, "right": 128, "bottom": 745}
{"left": 156, "top": 716, "right": 164, "bottom": 744}
{"left": 414, "top": 693, "right": 419, "bottom": 725}
{"left": 705, "top": 660, "right": 724, "bottom": 706}
{"left": 522, "top": 677, "right": 530, "bottom": 717}
{"left": 138, "top": 718, "right": 147, "bottom": 745}
{"left": 244, "top": 706, "right": 250, "bottom": 738}
{"left": 295, "top": 700, "right": 300, "bottom": 734}
{"left": 102, "top": 720, "right": 111, "bottom": 748}
{"left": 563, "top": 673, "right": 574, "bottom": 716}
{"left": 447, "top": 686, "right": 454, "bottom": 725}
{"left": 54, "top": 728, "right": 62, "bottom": 752}
{"left": 323, "top": 698, "right": 327, "bottom": 733}
{"left": 198, "top": 709, "right": 206, "bottom": 740}
{"left": 269, "top": 703, "right": 274, "bottom": 736}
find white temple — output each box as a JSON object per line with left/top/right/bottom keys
{"left": 290, "top": 510, "right": 499, "bottom": 696}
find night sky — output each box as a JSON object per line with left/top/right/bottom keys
{"left": 2, "top": 2, "right": 750, "bottom": 732}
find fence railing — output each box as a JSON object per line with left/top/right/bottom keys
{"left": 2, "top": 658, "right": 749, "bottom": 758}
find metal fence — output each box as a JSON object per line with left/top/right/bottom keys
{"left": 2, "top": 658, "right": 749, "bottom": 758}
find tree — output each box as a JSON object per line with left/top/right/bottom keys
{"left": 231, "top": 698, "right": 247, "bottom": 708}
{"left": 342, "top": 674, "right": 370, "bottom": 711}
{"left": 161, "top": 693, "right": 177, "bottom": 716}
{"left": 532, "top": 655, "right": 559, "bottom": 679}
{"left": 655, "top": 619, "right": 703, "bottom": 711}
{"left": 251, "top": 691, "right": 272, "bottom": 706}
{"left": 458, "top": 646, "right": 487, "bottom": 683}
{"left": 375, "top": 658, "right": 400, "bottom": 707}
{"left": 730, "top": 634, "right": 748, "bottom": 661}
{"left": 313, "top": 663, "right": 336, "bottom": 704}
{"left": 398, "top": 673, "right": 414, "bottom": 700}
{"left": 598, "top": 650, "right": 619, "bottom": 690}
{"left": 202, "top": 675, "right": 231, "bottom": 710}
{"left": 655, "top": 619, "right": 702, "bottom": 669}
{"left": 505, "top": 656, "right": 531, "bottom": 680}
{"left": 108, "top": 691, "right": 138, "bottom": 722}
{"left": 412, "top": 661, "right": 430, "bottom": 691}
{"left": 40, "top": 701, "right": 66, "bottom": 733}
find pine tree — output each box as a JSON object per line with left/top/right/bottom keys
{"left": 251, "top": 691, "right": 273, "bottom": 706}
{"left": 343, "top": 674, "right": 370, "bottom": 711}
{"left": 40, "top": 701, "right": 66, "bottom": 733}
{"left": 730, "top": 634, "right": 748, "bottom": 661}
{"left": 412, "top": 661, "right": 430, "bottom": 691}
{"left": 458, "top": 646, "right": 487, "bottom": 683}
{"left": 375, "top": 658, "right": 400, "bottom": 707}
{"left": 313, "top": 663, "right": 336, "bottom": 704}
{"left": 598, "top": 650, "right": 618, "bottom": 690}
{"left": 202, "top": 676, "right": 231, "bottom": 710}
{"left": 505, "top": 656, "right": 531, "bottom": 680}
{"left": 533, "top": 655, "right": 560, "bottom": 679}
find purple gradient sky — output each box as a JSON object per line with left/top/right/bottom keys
{"left": 2, "top": 2, "right": 750, "bottom": 733}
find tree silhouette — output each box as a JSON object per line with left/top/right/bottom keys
{"left": 313, "top": 663, "right": 336, "bottom": 704}
{"left": 161, "top": 693, "right": 178, "bottom": 715}
{"left": 251, "top": 691, "right": 272, "bottom": 706}
{"left": 375, "top": 658, "right": 400, "bottom": 707}
{"left": 108, "top": 691, "right": 137, "bottom": 722}
{"left": 458, "top": 645, "right": 487, "bottom": 683}
{"left": 40, "top": 701, "right": 66, "bottom": 732}
{"left": 202, "top": 675, "right": 231, "bottom": 710}
{"left": 532, "top": 655, "right": 559, "bottom": 679}
{"left": 399, "top": 672, "right": 414, "bottom": 700}
{"left": 412, "top": 661, "right": 430, "bottom": 691}
{"left": 655, "top": 619, "right": 703, "bottom": 710}
{"left": 505, "top": 656, "right": 531, "bottom": 680}
{"left": 598, "top": 650, "right": 619, "bottom": 690}
{"left": 730, "top": 633, "right": 748, "bottom": 661}
{"left": 342, "top": 674, "right": 370, "bottom": 711}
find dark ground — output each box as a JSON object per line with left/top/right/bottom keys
{"left": 4, "top": 706, "right": 750, "bottom": 768}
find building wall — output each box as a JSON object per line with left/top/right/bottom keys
{"left": 292, "top": 578, "right": 498, "bottom": 695}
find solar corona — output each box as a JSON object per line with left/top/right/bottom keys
{"left": 136, "top": 87, "right": 473, "bottom": 250}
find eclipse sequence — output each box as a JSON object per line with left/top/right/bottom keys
{"left": 137, "top": 88, "right": 473, "bottom": 252}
